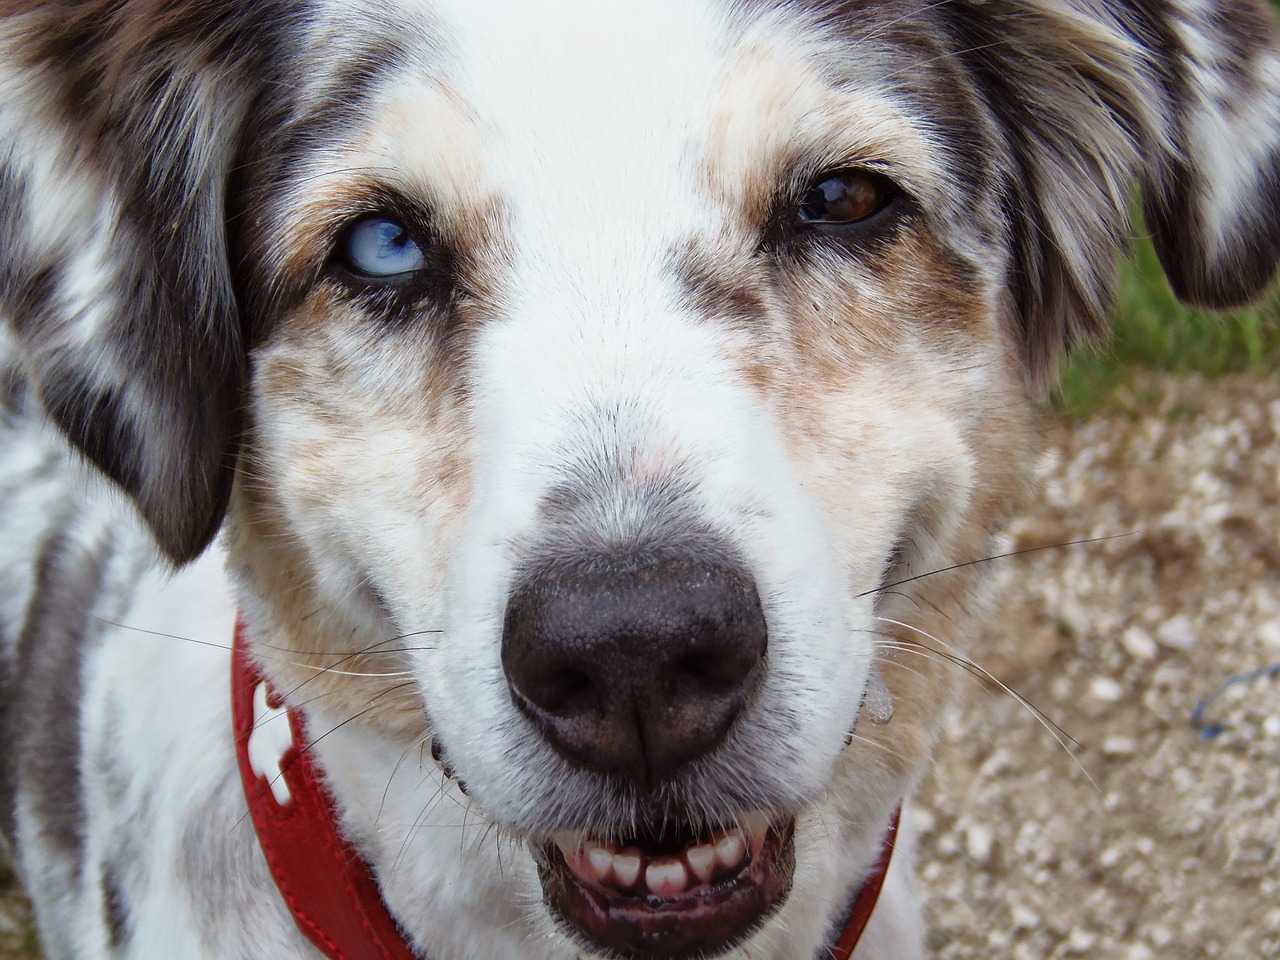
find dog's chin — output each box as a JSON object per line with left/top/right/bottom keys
{"left": 537, "top": 812, "right": 796, "bottom": 958}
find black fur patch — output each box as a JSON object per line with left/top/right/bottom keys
{"left": 1149, "top": 143, "right": 1280, "bottom": 308}
{"left": 3, "top": 526, "right": 113, "bottom": 862}
{"left": 41, "top": 376, "right": 147, "bottom": 504}
{"left": 102, "top": 860, "right": 131, "bottom": 949}
{"left": 0, "top": 361, "right": 26, "bottom": 428}
{"left": 0, "top": 163, "right": 62, "bottom": 333}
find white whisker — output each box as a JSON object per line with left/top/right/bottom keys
{"left": 875, "top": 616, "right": 1099, "bottom": 794}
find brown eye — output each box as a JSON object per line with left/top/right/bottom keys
{"left": 797, "top": 170, "right": 893, "bottom": 225}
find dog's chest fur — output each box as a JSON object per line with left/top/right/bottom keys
{"left": 2, "top": 1, "right": 1279, "bottom": 958}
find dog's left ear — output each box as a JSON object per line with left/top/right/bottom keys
{"left": 941, "top": 0, "right": 1280, "bottom": 387}
{"left": 1135, "top": 0, "right": 1280, "bottom": 310}
{"left": 1, "top": 3, "right": 293, "bottom": 563}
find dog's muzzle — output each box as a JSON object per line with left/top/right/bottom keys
{"left": 502, "top": 554, "right": 793, "bottom": 956}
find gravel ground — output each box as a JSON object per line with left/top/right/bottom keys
{"left": 2, "top": 371, "right": 1277, "bottom": 958}
{"left": 916, "top": 372, "right": 1280, "bottom": 960}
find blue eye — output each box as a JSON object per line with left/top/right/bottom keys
{"left": 343, "top": 217, "right": 425, "bottom": 277}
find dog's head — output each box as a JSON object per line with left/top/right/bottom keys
{"left": 4, "top": 0, "right": 1278, "bottom": 956}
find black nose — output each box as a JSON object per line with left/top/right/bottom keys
{"left": 502, "top": 556, "right": 767, "bottom": 790}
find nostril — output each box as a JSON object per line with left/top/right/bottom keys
{"left": 678, "top": 652, "right": 714, "bottom": 681}
{"left": 522, "top": 667, "right": 594, "bottom": 716}
{"left": 676, "top": 650, "right": 748, "bottom": 692}
{"left": 555, "top": 669, "right": 592, "bottom": 704}
{"left": 680, "top": 634, "right": 757, "bottom": 686}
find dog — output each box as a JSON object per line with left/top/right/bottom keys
{"left": 1, "top": 0, "right": 1278, "bottom": 957}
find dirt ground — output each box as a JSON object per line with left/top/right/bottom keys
{"left": 916, "top": 372, "right": 1280, "bottom": 960}
{"left": 1, "top": 371, "right": 1277, "bottom": 959}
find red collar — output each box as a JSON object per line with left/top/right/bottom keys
{"left": 231, "top": 620, "right": 896, "bottom": 960}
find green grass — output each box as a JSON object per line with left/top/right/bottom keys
{"left": 1052, "top": 226, "right": 1280, "bottom": 419}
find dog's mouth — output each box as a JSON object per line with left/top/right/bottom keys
{"left": 537, "top": 812, "right": 796, "bottom": 958}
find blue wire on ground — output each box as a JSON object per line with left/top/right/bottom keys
{"left": 1191, "top": 662, "right": 1280, "bottom": 740}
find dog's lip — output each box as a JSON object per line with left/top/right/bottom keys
{"left": 537, "top": 813, "right": 796, "bottom": 958}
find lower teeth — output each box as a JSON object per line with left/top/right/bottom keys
{"left": 556, "top": 824, "right": 757, "bottom": 896}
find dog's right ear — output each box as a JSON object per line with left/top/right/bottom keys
{"left": 0, "top": 2, "right": 294, "bottom": 564}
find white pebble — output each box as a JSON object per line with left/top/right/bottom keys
{"left": 1156, "top": 615, "right": 1196, "bottom": 651}
{"left": 1121, "top": 626, "right": 1157, "bottom": 660}
{"left": 1066, "top": 928, "right": 1098, "bottom": 952}
{"left": 965, "top": 824, "right": 994, "bottom": 862}
{"left": 911, "top": 807, "right": 937, "bottom": 836}
{"left": 1103, "top": 736, "right": 1138, "bottom": 757}
{"left": 1090, "top": 676, "right": 1125, "bottom": 702}
{"left": 1260, "top": 621, "right": 1280, "bottom": 650}
{"left": 1011, "top": 903, "right": 1040, "bottom": 930}
{"left": 1057, "top": 597, "right": 1091, "bottom": 640}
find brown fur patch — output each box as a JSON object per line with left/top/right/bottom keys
{"left": 229, "top": 292, "right": 475, "bottom": 740}
{"left": 671, "top": 241, "right": 769, "bottom": 326}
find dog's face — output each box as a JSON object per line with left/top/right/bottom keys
{"left": 3, "top": 0, "right": 1278, "bottom": 957}
{"left": 232, "top": 7, "right": 1034, "bottom": 952}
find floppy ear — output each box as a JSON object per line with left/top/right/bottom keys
{"left": 942, "top": 0, "right": 1280, "bottom": 387}
{"left": 1136, "top": 1, "right": 1280, "bottom": 308}
{"left": 0, "top": 2, "right": 293, "bottom": 563}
